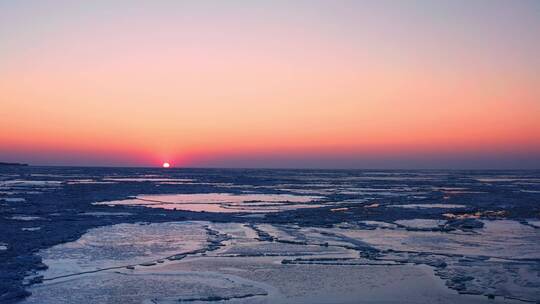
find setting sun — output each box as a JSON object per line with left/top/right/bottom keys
{"left": 162, "top": 162, "right": 170, "bottom": 168}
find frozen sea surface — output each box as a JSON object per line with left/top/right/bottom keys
{"left": 95, "top": 193, "right": 324, "bottom": 213}
{"left": 36, "top": 222, "right": 210, "bottom": 280}
{"left": 1, "top": 167, "right": 540, "bottom": 303}
{"left": 21, "top": 221, "right": 538, "bottom": 303}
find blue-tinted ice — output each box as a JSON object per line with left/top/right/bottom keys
{"left": 1, "top": 168, "right": 539, "bottom": 303}
{"left": 21, "top": 221, "right": 538, "bottom": 303}
{"left": 95, "top": 193, "right": 323, "bottom": 212}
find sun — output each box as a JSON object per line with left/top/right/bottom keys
{"left": 162, "top": 162, "right": 170, "bottom": 168}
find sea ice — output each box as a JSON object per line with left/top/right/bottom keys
{"left": 95, "top": 193, "right": 324, "bottom": 213}
{"left": 22, "top": 221, "right": 531, "bottom": 303}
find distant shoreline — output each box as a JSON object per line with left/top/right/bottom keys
{"left": 0, "top": 162, "right": 29, "bottom": 167}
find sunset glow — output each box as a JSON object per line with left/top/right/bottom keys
{"left": 1, "top": 1, "right": 539, "bottom": 168}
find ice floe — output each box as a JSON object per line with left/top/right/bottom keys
{"left": 23, "top": 220, "right": 537, "bottom": 303}
{"left": 94, "top": 193, "right": 324, "bottom": 213}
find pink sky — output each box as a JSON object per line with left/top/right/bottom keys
{"left": 1, "top": 1, "right": 539, "bottom": 168}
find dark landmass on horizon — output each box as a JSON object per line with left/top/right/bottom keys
{"left": 0, "top": 162, "right": 28, "bottom": 167}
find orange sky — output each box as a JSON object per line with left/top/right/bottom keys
{"left": 1, "top": 1, "right": 539, "bottom": 168}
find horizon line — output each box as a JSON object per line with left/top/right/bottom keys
{"left": 5, "top": 164, "right": 540, "bottom": 171}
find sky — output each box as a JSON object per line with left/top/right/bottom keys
{"left": 1, "top": 0, "right": 539, "bottom": 169}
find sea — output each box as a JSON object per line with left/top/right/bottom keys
{"left": 1, "top": 166, "right": 539, "bottom": 303}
